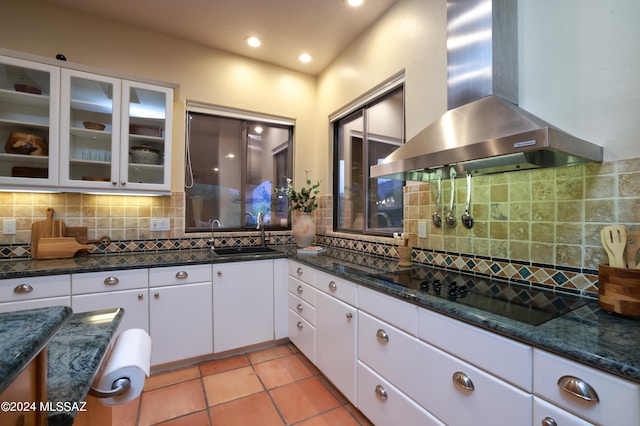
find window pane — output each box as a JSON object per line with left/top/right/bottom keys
{"left": 336, "top": 112, "right": 364, "bottom": 230}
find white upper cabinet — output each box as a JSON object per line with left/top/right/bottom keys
{"left": 0, "top": 52, "right": 174, "bottom": 193}
{"left": 0, "top": 55, "right": 60, "bottom": 188}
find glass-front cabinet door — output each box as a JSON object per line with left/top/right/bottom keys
{"left": 0, "top": 55, "right": 59, "bottom": 188}
{"left": 120, "top": 81, "right": 172, "bottom": 192}
{"left": 59, "top": 69, "right": 121, "bottom": 189}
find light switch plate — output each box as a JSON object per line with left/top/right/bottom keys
{"left": 3, "top": 219, "right": 16, "bottom": 235}
{"left": 418, "top": 221, "right": 427, "bottom": 238}
{"left": 150, "top": 218, "right": 170, "bottom": 231}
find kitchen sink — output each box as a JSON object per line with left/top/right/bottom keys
{"left": 212, "top": 246, "right": 277, "bottom": 256}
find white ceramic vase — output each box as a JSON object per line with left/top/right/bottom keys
{"left": 292, "top": 212, "right": 316, "bottom": 248}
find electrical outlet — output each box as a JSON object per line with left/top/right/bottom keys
{"left": 150, "top": 218, "right": 170, "bottom": 231}
{"left": 3, "top": 219, "right": 16, "bottom": 235}
{"left": 418, "top": 221, "right": 427, "bottom": 238}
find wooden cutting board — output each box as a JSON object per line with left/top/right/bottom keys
{"left": 65, "top": 226, "right": 88, "bottom": 244}
{"left": 30, "top": 207, "right": 66, "bottom": 258}
{"left": 36, "top": 237, "right": 93, "bottom": 259}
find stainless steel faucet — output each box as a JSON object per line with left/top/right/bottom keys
{"left": 208, "top": 219, "right": 221, "bottom": 247}
{"left": 256, "top": 212, "right": 266, "bottom": 247}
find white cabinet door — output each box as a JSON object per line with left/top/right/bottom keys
{"left": 120, "top": 80, "right": 172, "bottom": 193}
{"left": 213, "top": 260, "right": 274, "bottom": 353}
{"left": 72, "top": 289, "right": 149, "bottom": 335}
{"left": 59, "top": 69, "right": 121, "bottom": 189}
{"left": 149, "top": 282, "right": 213, "bottom": 366}
{"left": 0, "top": 55, "right": 60, "bottom": 188}
{"left": 315, "top": 290, "right": 357, "bottom": 403}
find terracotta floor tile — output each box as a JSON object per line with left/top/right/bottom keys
{"left": 247, "top": 344, "right": 293, "bottom": 364}
{"left": 317, "top": 374, "right": 349, "bottom": 405}
{"left": 253, "top": 354, "right": 313, "bottom": 389}
{"left": 202, "top": 366, "right": 264, "bottom": 406}
{"left": 155, "top": 409, "right": 210, "bottom": 426}
{"left": 209, "top": 392, "right": 284, "bottom": 426}
{"left": 111, "top": 395, "right": 140, "bottom": 425}
{"left": 296, "top": 407, "right": 361, "bottom": 426}
{"left": 144, "top": 365, "right": 201, "bottom": 391}
{"left": 345, "top": 403, "right": 374, "bottom": 426}
{"left": 295, "top": 352, "right": 321, "bottom": 375}
{"left": 269, "top": 377, "right": 340, "bottom": 424}
{"left": 138, "top": 379, "right": 206, "bottom": 426}
{"left": 199, "top": 354, "right": 249, "bottom": 376}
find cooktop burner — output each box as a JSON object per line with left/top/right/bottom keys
{"left": 371, "top": 267, "right": 587, "bottom": 326}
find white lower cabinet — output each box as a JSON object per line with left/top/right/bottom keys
{"left": 213, "top": 260, "right": 274, "bottom": 353}
{"left": 533, "top": 349, "right": 640, "bottom": 426}
{"left": 357, "top": 360, "right": 444, "bottom": 426}
{"left": 0, "top": 274, "right": 70, "bottom": 312}
{"left": 149, "top": 265, "right": 213, "bottom": 366}
{"left": 315, "top": 290, "right": 357, "bottom": 403}
{"left": 534, "top": 396, "right": 594, "bottom": 426}
{"left": 287, "top": 262, "right": 317, "bottom": 363}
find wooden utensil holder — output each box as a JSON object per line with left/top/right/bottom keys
{"left": 598, "top": 264, "right": 640, "bottom": 318}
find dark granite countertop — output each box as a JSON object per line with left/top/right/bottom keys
{"left": 1, "top": 246, "right": 639, "bottom": 385}
{"left": 47, "top": 308, "right": 123, "bottom": 426}
{"left": 0, "top": 306, "right": 72, "bottom": 394}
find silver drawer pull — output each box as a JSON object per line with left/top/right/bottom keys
{"left": 328, "top": 281, "right": 337, "bottom": 291}
{"left": 376, "top": 329, "right": 389, "bottom": 343}
{"left": 13, "top": 284, "right": 33, "bottom": 294}
{"left": 296, "top": 303, "right": 304, "bottom": 312}
{"left": 541, "top": 417, "right": 558, "bottom": 426}
{"left": 175, "top": 271, "right": 188, "bottom": 279}
{"left": 104, "top": 276, "right": 119, "bottom": 285}
{"left": 296, "top": 285, "right": 303, "bottom": 294}
{"left": 296, "top": 321, "right": 303, "bottom": 330}
{"left": 296, "top": 267, "right": 303, "bottom": 276}
{"left": 557, "top": 375, "right": 599, "bottom": 403}
{"left": 452, "top": 371, "right": 475, "bottom": 391}
{"left": 375, "top": 385, "right": 388, "bottom": 401}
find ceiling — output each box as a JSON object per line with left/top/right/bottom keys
{"left": 44, "top": 0, "right": 398, "bottom": 75}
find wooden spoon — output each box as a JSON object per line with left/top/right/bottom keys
{"left": 625, "top": 230, "right": 640, "bottom": 269}
{"left": 602, "top": 225, "right": 627, "bottom": 268}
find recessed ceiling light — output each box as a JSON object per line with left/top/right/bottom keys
{"left": 346, "top": 0, "right": 364, "bottom": 7}
{"left": 247, "top": 37, "right": 261, "bottom": 47}
{"left": 299, "top": 53, "right": 312, "bottom": 63}
{"left": 254, "top": 126, "right": 263, "bottom": 134}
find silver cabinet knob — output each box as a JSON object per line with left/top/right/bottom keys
{"left": 217, "top": 271, "right": 222, "bottom": 277}
{"left": 121, "top": 181, "right": 126, "bottom": 186}
{"left": 376, "top": 329, "right": 389, "bottom": 343}
{"left": 375, "top": 385, "right": 388, "bottom": 401}
{"left": 154, "top": 292, "right": 159, "bottom": 298}
{"left": 346, "top": 312, "right": 353, "bottom": 319}
{"left": 175, "top": 271, "right": 188, "bottom": 279}
{"left": 296, "top": 267, "right": 303, "bottom": 276}
{"left": 452, "top": 371, "right": 475, "bottom": 391}
{"left": 13, "top": 284, "right": 33, "bottom": 294}
{"left": 541, "top": 417, "right": 558, "bottom": 426}
{"left": 112, "top": 181, "right": 117, "bottom": 186}
{"left": 104, "top": 276, "right": 119, "bottom": 285}
{"left": 296, "top": 285, "right": 303, "bottom": 294}
{"left": 138, "top": 293, "right": 144, "bottom": 300}
{"left": 296, "top": 321, "right": 303, "bottom": 329}
{"left": 557, "top": 375, "right": 599, "bottom": 403}
{"left": 296, "top": 303, "right": 304, "bottom": 312}
{"left": 328, "top": 281, "right": 337, "bottom": 291}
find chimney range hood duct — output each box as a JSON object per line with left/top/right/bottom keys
{"left": 370, "top": 0, "right": 603, "bottom": 181}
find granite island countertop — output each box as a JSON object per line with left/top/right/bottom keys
{"left": 1, "top": 246, "right": 639, "bottom": 385}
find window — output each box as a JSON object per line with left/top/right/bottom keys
{"left": 333, "top": 83, "right": 404, "bottom": 235}
{"left": 185, "top": 106, "right": 293, "bottom": 232}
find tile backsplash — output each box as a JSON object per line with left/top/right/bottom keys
{"left": 1, "top": 158, "right": 637, "bottom": 299}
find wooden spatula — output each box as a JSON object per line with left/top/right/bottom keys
{"left": 625, "top": 230, "right": 640, "bottom": 269}
{"left": 602, "top": 225, "right": 627, "bottom": 268}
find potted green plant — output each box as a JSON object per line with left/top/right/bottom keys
{"left": 276, "top": 171, "right": 321, "bottom": 247}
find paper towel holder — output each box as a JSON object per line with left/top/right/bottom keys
{"left": 89, "top": 377, "right": 131, "bottom": 398}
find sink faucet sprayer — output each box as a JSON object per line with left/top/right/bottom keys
{"left": 256, "top": 212, "right": 266, "bottom": 247}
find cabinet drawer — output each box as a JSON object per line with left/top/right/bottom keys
{"left": 288, "top": 261, "right": 315, "bottom": 286}
{"left": 533, "top": 349, "right": 640, "bottom": 426}
{"left": 150, "top": 264, "right": 211, "bottom": 287}
{"left": 534, "top": 396, "right": 593, "bottom": 426}
{"left": 358, "top": 285, "right": 417, "bottom": 335}
{"left": 72, "top": 269, "right": 148, "bottom": 294}
{"left": 315, "top": 270, "right": 357, "bottom": 307}
{"left": 418, "top": 307, "right": 533, "bottom": 391}
{"left": 0, "top": 275, "right": 70, "bottom": 301}
{"left": 72, "top": 289, "right": 149, "bottom": 334}
{"left": 288, "top": 309, "right": 315, "bottom": 363}
{"left": 357, "top": 361, "right": 444, "bottom": 426}
{"left": 288, "top": 292, "right": 315, "bottom": 325}
{"left": 0, "top": 296, "right": 71, "bottom": 313}
{"left": 288, "top": 276, "right": 315, "bottom": 306}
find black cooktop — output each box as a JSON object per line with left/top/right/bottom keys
{"left": 371, "top": 267, "right": 587, "bottom": 326}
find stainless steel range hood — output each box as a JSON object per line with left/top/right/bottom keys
{"left": 371, "top": 0, "right": 603, "bottom": 181}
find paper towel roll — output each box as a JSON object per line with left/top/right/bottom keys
{"left": 97, "top": 328, "right": 152, "bottom": 406}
